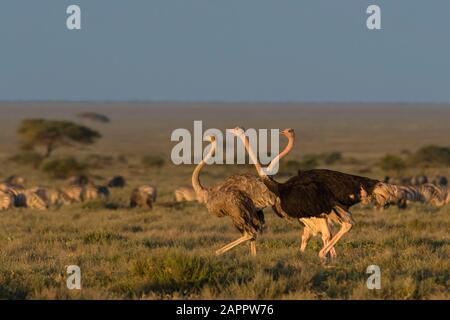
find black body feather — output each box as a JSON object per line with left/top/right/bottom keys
{"left": 295, "top": 169, "right": 379, "bottom": 208}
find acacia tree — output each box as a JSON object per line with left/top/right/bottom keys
{"left": 17, "top": 119, "right": 101, "bottom": 158}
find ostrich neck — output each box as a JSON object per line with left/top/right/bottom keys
{"left": 267, "top": 133, "right": 294, "bottom": 174}
{"left": 240, "top": 133, "right": 281, "bottom": 196}
{"left": 191, "top": 141, "right": 215, "bottom": 202}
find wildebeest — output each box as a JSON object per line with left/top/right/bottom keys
{"left": 108, "top": 176, "right": 126, "bottom": 188}
{"left": 130, "top": 185, "right": 157, "bottom": 209}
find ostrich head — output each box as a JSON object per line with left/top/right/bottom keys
{"left": 205, "top": 135, "right": 216, "bottom": 143}
{"left": 231, "top": 126, "right": 246, "bottom": 138}
{"left": 280, "top": 128, "right": 295, "bottom": 139}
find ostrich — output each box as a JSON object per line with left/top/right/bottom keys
{"left": 240, "top": 128, "right": 379, "bottom": 257}
{"left": 233, "top": 127, "right": 358, "bottom": 258}
{"left": 192, "top": 135, "right": 264, "bottom": 256}
{"left": 190, "top": 129, "right": 334, "bottom": 256}
{"left": 130, "top": 185, "right": 157, "bottom": 209}
{"left": 174, "top": 186, "right": 197, "bottom": 202}
{"left": 217, "top": 129, "right": 338, "bottom": 257}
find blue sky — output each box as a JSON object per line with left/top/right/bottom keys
{"left": 1, "top": 0, "right": 449, "bottom": 102}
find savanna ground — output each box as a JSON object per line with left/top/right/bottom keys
{"left": 0, "top": 103, "right": 449, "bottom": 299}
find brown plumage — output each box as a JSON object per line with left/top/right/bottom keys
{"left": 192, "top": 136, "right": 263, "bottom": 256}
{"left": 130, "top": 185, "right": 157, "bottom": 209}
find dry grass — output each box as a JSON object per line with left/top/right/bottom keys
{"left": 0, "top": 103, "right": 448, "bottom": 299}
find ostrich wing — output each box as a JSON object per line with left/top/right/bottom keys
{"left": 278, "top": 179, "right": 336, "bottom": 218}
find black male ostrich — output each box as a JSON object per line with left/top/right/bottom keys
{"left": 271, "top": 129, "right": 380, "bottom": 254}
{"left": 233, "top": 127, "right": 377, "bottom": 258}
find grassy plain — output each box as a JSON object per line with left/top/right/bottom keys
{"left": 0, "top": 103, "right": 448, "bottom": 299}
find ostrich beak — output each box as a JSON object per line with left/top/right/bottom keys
{"left": 231, "top": 127, "right": 246, "bottom": 137}
{"left": 280, "top": 128, "right": 294, "bottom": 136}
{"left": 205, "top": 135, "right": 216, "bottom": 142}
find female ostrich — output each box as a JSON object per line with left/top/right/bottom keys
{"left": 192, "top": 135, "right": 264, "bottom": 256}
{"left": 233, "top": 127, "right": 354, "bottom": 258}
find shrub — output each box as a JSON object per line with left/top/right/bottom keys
{"left": 299, "top": 155, "right": 319, "bottom": 170}
{"left": 284, "top": 155, "right": 319, "bottom": 171}
{"left": 142, "top": 155, "right": 165, "bottom": 168}
{"left": 379, "top": 154, "right": 406, "bottom": 172}
{"left": 84, "top": 154, "right": 114, "bottom": 169}
{"left": 323, "top": 151, "right": 343, "bottom": 165}
{"left": 40, "top": 157, "right": 87, "bottom": 179}
{"left": 8, "top": 152, "right": 43, "bottom": 169}
{"left": 17, "top": 119, "right": 101, "bottom": 158}
{"left": 285, "top": 160, "right": 300, "bottom": 168}
{"left": 77, "top": 112, "right": 110, "bottom": 124}
{"left": 409, "top": 145, "right": 450, "bottom": 167}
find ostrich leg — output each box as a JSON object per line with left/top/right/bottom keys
{"left": 320, "top": 221, "right": 337, "bottom": 258}
{"left": 319, "top": 220, "right": 352, "bottom": 258}
{"left": 300, "top": 227, "right": 311, "bottom": 252}
{"left": 300, "top": 218, "right": 337, "bottom": 258}
{"left": 215, "top": 233, "right": 253, "bottom": 256}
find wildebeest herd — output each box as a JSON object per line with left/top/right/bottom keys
{"left": 0, "top": 175, "right": 157, "bottom": 211}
